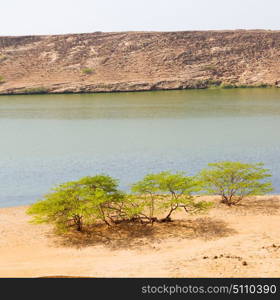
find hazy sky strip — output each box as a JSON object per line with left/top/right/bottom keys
{"left": 0, "top": 0, "right": 279, "bottom": 36}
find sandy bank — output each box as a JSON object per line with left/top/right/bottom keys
{"left": 0, "top": 196, "right": 280, "bottom": 277}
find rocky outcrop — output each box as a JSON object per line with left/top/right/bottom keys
{"left": 0, "top": 30, "right": 280, "bottom": 94}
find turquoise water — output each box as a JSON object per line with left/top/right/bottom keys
{"left": 0, "top": 88, "right": 280, "bottom": 207}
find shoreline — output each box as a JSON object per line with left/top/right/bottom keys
{"left": 0, "top": 84, "right": 279, "bottom": 96}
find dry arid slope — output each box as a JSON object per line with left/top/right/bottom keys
{"left": 1, "top": 30, "right": 280, "bottom": 94}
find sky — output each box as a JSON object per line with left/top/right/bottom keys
{"left": 0, "top": 0, "right": 279, "bottom": 36}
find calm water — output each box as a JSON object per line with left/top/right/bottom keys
{"left": 0, "top": 89, "right": 280, "bottom": 207}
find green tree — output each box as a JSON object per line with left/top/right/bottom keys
{"left": 199, "top": 161, "right": 273, "bottom": 206}
{"left": 156, "top": 171, "right": 212, "bottom": 221}
{"left": 131, "top": 173, "right": 160, "bottom": 221}
{"left": 27, "top": 175, "right": 124, "bottom": 232}
{"left": 76, "top": 175, "right": 125, "bottom": 225}
{"left": 132, "top": 171, "right": 212, "bottom": 222}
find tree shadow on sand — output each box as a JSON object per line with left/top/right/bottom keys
{"left": 215, "top": 196, "right": 280, "bottom": 215}
{"left": 52, "top": 217, "right": 236, "bottom": 250}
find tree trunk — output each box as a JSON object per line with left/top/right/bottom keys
{"left": 221, "top": 195, "right": 231, "bottom": 206}
{"left": 75, "top": 217, "right": 82, "bottom": 232}
{"left": 161, "top": 204, "right": 177, "bottom": 222}
{"left": 74, "top": 216, "right": 83, "bottom": 232}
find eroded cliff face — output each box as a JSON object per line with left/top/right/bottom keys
{"left": 0, "top": 30, "right": 280, "bottom": 94}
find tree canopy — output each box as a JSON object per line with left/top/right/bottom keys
{"left": 27, "top": 175, "right": 124, "bottom": 232}
{"left": 199, "top": 161, "right": 273, "bottom": 206}
{"left": 27, "top": 161, "right": 274, "bottom": 234}
{"left": 132, "top": 171, "right": 212, "bottom": 222}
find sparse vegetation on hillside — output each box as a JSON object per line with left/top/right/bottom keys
{"left": 81, "top": 68, "right": 94, "bottom": 75}
{"left": 219, "top": 82, "right": 270, "bottom": 89}
{"left": 0, "top": 54, "right": 7, "bottom": 62}
{"left": 187, "top": 81, "right": 271, "bottom": 90}
{"left": 22, "top": 87, "right": 48, "bottom": 94}
{"left": 201, "top": 64, "right": 217, "bottom": 72}
{"left": 0, "top": 75, "right": 5, "bottom": 84}
{"left": 1, "top": 31, "right": 280, "bottom": 94}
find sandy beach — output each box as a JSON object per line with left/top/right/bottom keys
{"left": 1, "top": 196, "right": 280, "bottom": 278}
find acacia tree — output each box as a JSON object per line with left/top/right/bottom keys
{"left": 77, "top": 175, "right": 125, "bottom": 225}
{"left": 131, "top": 174, "right": 159, "bottom": 222}
{"left": 156, "top": 171, "right": 212, "bottom": 221}
{"left": 27, "top": 175, "right": 125, "bottom": 232}
{"left": 132, "top": 171, "right": 212, "bottom": 222}
{"left": 199, "top": 161, "right": 273, "bottom": 206}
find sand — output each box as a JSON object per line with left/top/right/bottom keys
{"left": 0, "top": 196, "right": 280, "bottom": 278}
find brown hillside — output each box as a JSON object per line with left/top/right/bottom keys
{"left": 0, "top": 30, "right": 280, "bottom": 94}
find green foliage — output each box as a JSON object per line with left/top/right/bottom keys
{"left": 28, "top": 162, "right": 273, "bottom": 235}
{"left": 0, "top": 54, "right": 7, "bottom": 62}
{"left": 81, "top": 68, "right": 94, "bottom": 75}
{"left": 199, "top": 161, "right": 273, "bottom": 206}
{"left": 76, "top": 175, "right": 126, "bottom": 225}
{"left": 206, "top": 79, "right": 222, "bottom": 87}
{"left": 192, "top": 79, "right": 208, "bottom": 88}
{"left": 219, "top": 82, "right": 271, "bottom": 89}
{"left": 114, "top": 194, "right": 151, "bottom": 223}
{"left": 254, "top": 83, "right": 269, "bottom": 88}
{"left": 191, "top": 80, "right": 272, "bottom": 90}
{"left": 27, "top": 175, "right": 125, "bottom": 232}
{"left": 220, "top": 82, "right": 238, "bottom": 89}
{"left": 202, "top": 64, "right": 217, "bottom": 72}
{"left": 0, "top": 75, "right": 5, "bottom": 83}
{"left": 22, "top": 87, "right": 48, "bottom": 94}
{"left": 132, "top": 171, "right": 212, "bottom": 221}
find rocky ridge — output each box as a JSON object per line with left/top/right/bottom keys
{"left": 0, "top": 30, "right": 280, "bottom": 94}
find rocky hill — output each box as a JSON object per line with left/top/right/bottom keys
{"left": 0, "top": 30, "right": 280, "bottom": 94}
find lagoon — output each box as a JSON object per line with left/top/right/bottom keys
{"left": 0, "top": 88, "right": 280, "bottom": 207}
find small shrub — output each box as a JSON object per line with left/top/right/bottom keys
{"left": 81, "top": 68, "right": 94, "bottom": 75}
{"left": 255, "top": 83, "right": 269, "bottom": 88}
{"left": 22, "top": 87, "right": 48, "bottom": 94}
{"left": 206, "top": 79, "right": 222, "bottom": 88}
{"left": 0, "top": 55, "right": 7, "bottom": 62}
{"left": 0, "top": 75, "right": 5, "bottom": 84}
{"left": 220, "top": 82, "right": 237, "bottom": 89}
{"left": 202, "top": 64, "right": 216, "bottom": 71}
{"left": 220, "top": 82, "right": 270, "bottom": 89}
